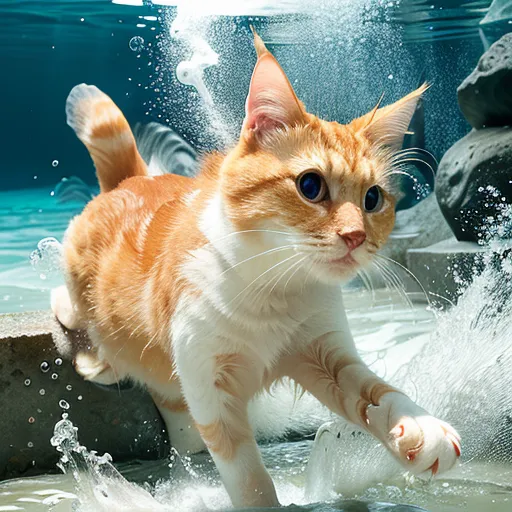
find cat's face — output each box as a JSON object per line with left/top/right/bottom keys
{"left": 221, "top": 32, "right": 425, "bottom": 282}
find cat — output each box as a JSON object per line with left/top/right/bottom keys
{"left": 51, "top": 30, "right": 460, "bottom": 508}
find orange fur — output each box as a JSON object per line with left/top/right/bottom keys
{"left": 56, "top": 31, "right": 443, "bottom": 508}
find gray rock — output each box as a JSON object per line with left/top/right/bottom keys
{"left": 407, "top": 237, "right": 486, "bottom": 302}
{"left": 458, "top": 32, "right": 512, "bottom": 129}
{"left": 435, "top": 127, "right": 512, "bottom": 242}
{"left": 381, "top": 195, "right": 453, "bottom": 267}
{"left": 0, "top": 311, "right": 169, "bottom": 479}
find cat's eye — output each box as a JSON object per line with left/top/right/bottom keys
{"left": 297, "top": 171, "right": 328, "bottom": 203}
{"left": 364, "top": 185, "right": 383, "bottom": 212}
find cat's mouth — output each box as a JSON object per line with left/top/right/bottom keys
{"left": 327, "top": 253, "right": 357, "bottom": 267}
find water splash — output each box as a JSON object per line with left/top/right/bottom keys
{"left": 305, "top": 240, "right": 512, "bottom": 505}
{"left": 29, "top": 237, "right": 63, "bottom": 281}
{"left": 163, "top": 8, "right": 234, "bottom": 147}
{"left": 51, "top": 414, "right": 169, "bottom": 511}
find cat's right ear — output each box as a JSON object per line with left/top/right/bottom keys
{"left": 241, "top": 30, "right": 305, "bottom": 141}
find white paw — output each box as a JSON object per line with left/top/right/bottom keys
{"left": 51, "top": 285, "right": 83, "bottom": 330}
{"left": 366, "top": 392, "right": 461, "bottom": 476}
{"left": 74, "top": 351, "right": 119, "bottom": 385}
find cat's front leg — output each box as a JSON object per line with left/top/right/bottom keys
{"left": 175, "top": 344, "right": 279, "bottom": 508}
{"left": 281, "top": 332, "right": 461, "bottom": 476}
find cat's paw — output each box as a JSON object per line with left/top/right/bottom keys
{"left": 366, "top": 392, "right": 461, "bottom": 476}
{"left": 387, "top": 413, "right": 460, "bottom": 475}
{"left": 51, "top": 285, "right": 83, "bottom": 330}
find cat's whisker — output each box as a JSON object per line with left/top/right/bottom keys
{"left": 255, "top": 253, "right": 307, "bottom": 305}
{"left": 357, "top": 268, "right": 376, "bottom": 303}
{"left": 385, "top": 158, "right": 436, "bottom": 181}
{"left": 301, "top": 258, "right": 317, "bottom": 293}
{"left": 282, "top": 255, "right": 309, "bottom": 298}
{"left": 206, "top": 228, "right": 297, "bottom": 246}
{"left": 428, "top": 291, "right": 455, "bottom": 308}
{"left": 372, "top": 259, "right": 411, "bottom": 309}
{"left": 227, "top": 252, "right": 303, "bottom": 311}
{"left": 219, "top": 245, "right": 297, "bottom": 276}
{"left": 375, "top": 254, "right": 432, "bottom": 308}
{"left": 390, "top": 147, "right": 437, "bottom": 160}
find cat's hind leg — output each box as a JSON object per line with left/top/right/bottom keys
{"left": 73, "top": 349, "right": 119, "bottom": 386}
{"left": 149, "top": 390, "right": 206, "bottom": 455}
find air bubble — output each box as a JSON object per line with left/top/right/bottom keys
{"left": 30, "top": 238, "right": 62, "bottom": 281}
{"left": 28, "top": 442, "right": 34, "bottom": 448}
{"left": 55, "top": 358, "right": 63, "bottom": 366}
{"left": 28, "top": 417, "right": 35, "bottom": 424}
{"left": 40, "top": 361, "right": 50, "bottom": 373}
{"left": 66, "top": 385, "right": 72, "bottom": 391}
{"left": 24, "top": 378, "right": 31, "bottom": 386}
{"left": 39, "top": 389, "right": 46, "bottom": 396}
{"left": 51, "top": 373, "right": 59, "bottom": 380}
{"left": 129, "top": 36, "right": 144, "bottom": 52}
{"left": 59, "top": 400, "right": 70, "bottom": 410}
{"left": 52, "top": 160, "right": 59, "bottom": 167}
{"left": 78, "top": 395, "right": 83, "bottom": 401}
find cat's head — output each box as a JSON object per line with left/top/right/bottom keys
{"left": 219, "top": 30, "right": 426, "bottom": 282}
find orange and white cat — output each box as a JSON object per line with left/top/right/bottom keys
{"left": 52, "top": 31, "right": 460, "bottom": 508}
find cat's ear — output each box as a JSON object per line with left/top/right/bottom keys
{"left": 352, "top": 83, "right": 428, "bottom": 150}
{"left": 241, "top": 29, "right": 305, "bottom": 138}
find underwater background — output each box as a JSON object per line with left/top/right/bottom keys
{"left": 2, "top": 1, "right": 512, "bottom": 512}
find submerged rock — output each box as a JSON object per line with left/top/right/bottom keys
{"left": 457, "top": 33, "right": 512, "bottom": 129}
{"left": 436, "top": 127, "right": 512, "bottom": 242}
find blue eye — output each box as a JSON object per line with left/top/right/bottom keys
{"left": 364, "top": 186, "right": 383, "bottom": 212}
{"left": 297, "top": 171, "right": 327, "bottom": 203}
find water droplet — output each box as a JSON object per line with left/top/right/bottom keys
{"left": 55, "top": 358, "right": 63, "bottom": 366}
{"left": 51, "top": 373, "right": 59, "bottom": 380}
{"left": 77, "top": 395, "right": 83, "bottom": 401}
{"left": 40, "top": 361, "right": 50, "bottom": 373}
{"left": 129, "top": 36, "right": 144, "bottom": 52}
{"left": 39, "top": 388, "right": 46, "bottom": 396}
{"left": 59, "top": 400, "right": 70, "bottom": 410}
{"left": 28, "top": 417, "right": 35, "bottom": 424}
{"left": 24, "top": 378, "right": 31, "bottom": 386}
{"left": 66, "top": 385, "right": 72, "bottom": 391}
{"left": 52, "top": 160, "right": 59, "bottom": 167}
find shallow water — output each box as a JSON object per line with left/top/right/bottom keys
{"left": 2, "top": 266, "right": 512, "bottom": 511}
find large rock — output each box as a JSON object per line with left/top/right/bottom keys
{"left": 0, "top": 311, "right": 169, "bottom": 479}
{"left": 435, "top": 127, "right": 512, "bottom": 242}
{"left": 458, "top": 33, "right": 512, "bottom": 129}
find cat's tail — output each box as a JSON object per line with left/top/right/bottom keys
{"left": 66, "top": 84, "right": 147, "bottom": 193}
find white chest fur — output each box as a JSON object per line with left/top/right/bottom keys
{"left": 169, "top": 193, "right": 347, "bottom": 370}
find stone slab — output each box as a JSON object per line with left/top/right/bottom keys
{"left": 406, "top": 237, "right": 485, "bottom": 303}
{"left": 0, "top": 311, "right": 168, "bottom": 480}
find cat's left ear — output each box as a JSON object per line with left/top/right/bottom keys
{"left": 352, "top": 83, "right": 428, "bottom": 151}
{"left": 241, "top": 29, "right": 305, "bottom": 139}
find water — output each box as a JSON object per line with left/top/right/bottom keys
{"left": 2, "top": 0, "right": 512, "bottom": 511}
{"left": 1, "top": 262, "right": 512, "bottom": 510}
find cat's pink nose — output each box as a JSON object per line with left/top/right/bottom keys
{"left": 339, "top": 230, "right": 366, "bottom": 251}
